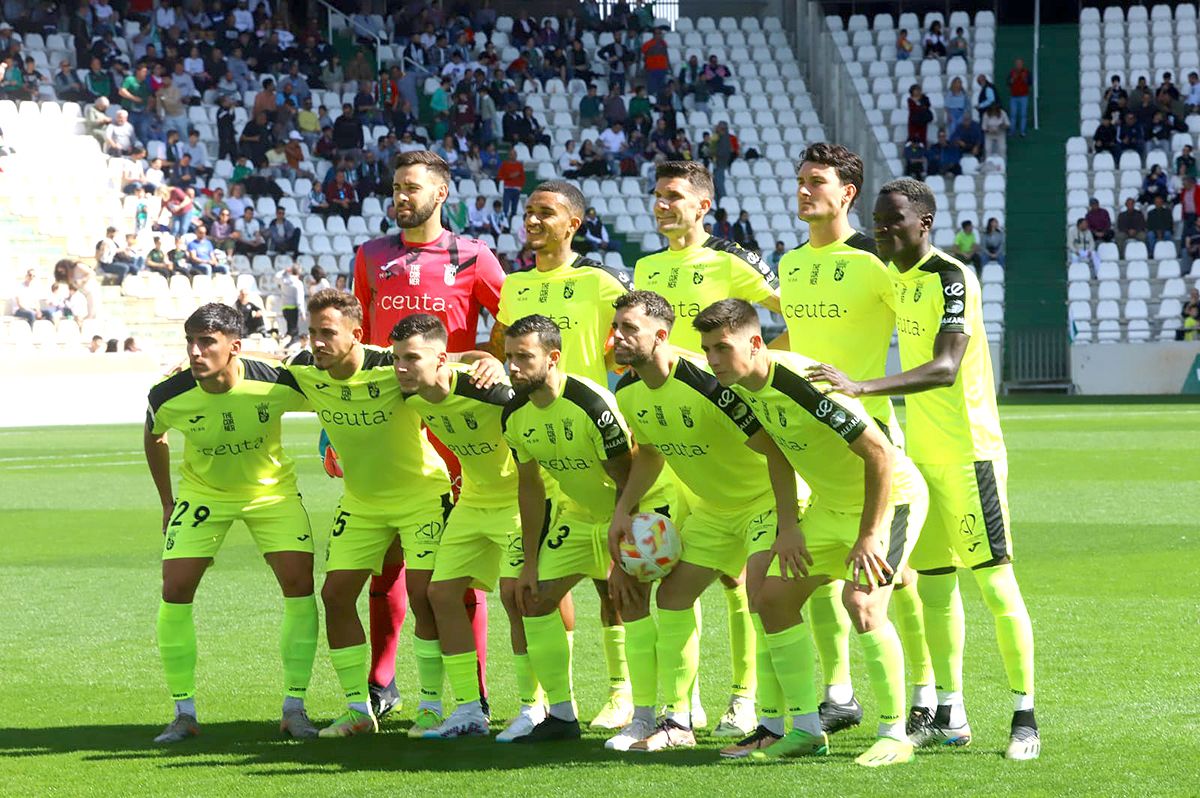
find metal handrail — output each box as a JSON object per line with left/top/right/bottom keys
{"left": 312, "top": 0, "right": 383, "bottom": 48}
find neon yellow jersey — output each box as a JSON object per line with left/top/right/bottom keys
{"left": 285, "top": 346, "right": 450, "bottom": 506}
{"left": 732, "top": 351, "right": 921, "bottom": 513}
{"left": 501, "top": 373, "right": 671, "bottom": 524}
{"left": 497, "top": 254, "right": 631, "bottom": 384}
{"left": 146, "top": 358, "right": 309, "bottom": 501}
{"left": 615, "top": 355, "right": 773, "bottom": 513}
{"left": 634, "top": 236, "right": 779, "bottom": 354}
{"left": 402, "top": 363, "right": 519, "bottom": 510}
{"left": 890, "top": 247, "right": 1005, "bottom": 464}
{"left": 777, "top": 231, "right": 900, "bottom": 435}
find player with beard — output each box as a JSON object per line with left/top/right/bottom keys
{"left": 351, "top": 151, "right": 506, "bottom": 731}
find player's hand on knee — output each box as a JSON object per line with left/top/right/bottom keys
{"left": 772, "top": 523, "right": 812, "bottom": 580}
{"left": 846, "top": 534, "right": 892, "bottom": 590}
{"left": 607, "top": 563, "right": 639, "bottom": 613}
{"left": 516, "top": 564, "right": 539, "bottom": 615}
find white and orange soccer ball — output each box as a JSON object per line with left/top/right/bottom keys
{"left": 618, "top": 512, "right": 681, "bottom": 582}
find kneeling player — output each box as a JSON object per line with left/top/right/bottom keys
{"left": 502, "top": 314, "right": 683, "bottom": 743}
{"left": 696, "top": 299, "right": 929, "bottom": 767}
{"left": 145, "top": 303, "right": 319, "bottom": 742}
{"left": 605, "top": 291, "right": 807, "bottom": 754}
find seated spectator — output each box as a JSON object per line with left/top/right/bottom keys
{"left": 145, "top": 236, "right": 172, "bottom": 278}
{"left": 486, "top": 200, "right": 509, "bottom": 237}
{"left": 1179, "top": 175, "right": 1200, "bottom": 232}
{"left": 712, "top": 208, "right": 733, "bottom": 239}
{"left": 577, "top": 207, "right": 610, "bottom": 254}
{"left": 266, "top": 208, "right": 301, "bottom": 256}
{"left": 210, "top": 208, "right": 237, "bottom": 255}
{"left": 1146, "top": 195, "right": 1175, "bottom": 249}
{"left": 981, "top": 104, "right": 1010, "bottom": 160}
{"left": 1177, "top": 144, "right": 1198, "bottom": 179}
{"left": 944, "top": 76, "right": 968, "bottom": 133}
{"left": 947, "top": 27, "right": 969, "bottom": 60}
{"left": 1104, "top": 75, "right": 1128, "bottom": 117}
{"left": 896, "top": 29, "right": 914, "bottom": 61}
{"left": 1068, "top": 218, "right": 1101, "bottom": 277}
{"left": 1116, "top": 197, "right": 1148, "bottom": 255}
{"left": 579, "top": 84, "right": 603, "bottom": 129}
{"left": 466, "top": 196, "right": 490, "bottom": 236}
{"left": 603, "top": 84, "right": 628, "bottom": 128}
{"left": 171, "top": 153, "right": 198, "bottom": 190}
{"left": 1138, "top": 164, "right": 1169, "bottom": 205}
{"left": 1116, "top": 112, "right": 1144, "bottom": 156}
{"left": 1183, "top": 220, "right": 1200, "bottom": 275}
{"left": 732, "top": 210, "right": 758, "bottom": 250}
{"left": 233, "top": 206, "right": 267, "bottom": 255}
{"left": 1085, "top": 197, "right": 1114, "bottom": 242}
{"left": 323, "top": 170, "right": 359, "bottom": 219}
{"left": 167, "top": 236, "right": 192, "bottom": 276}
{"left": 54, "top": 59, "right": 87, "bottom": 103}
{"left": 307, "top": 181, "right": 329, "bottom": 214}
{"left": 702, "top": 55, "right": 734, "bottom": 97}
{"left": 923, "top": 21, "right": 947, "bottom": 58}
{"left": 952, "top": 219, "right": 982, "bottom": 273}
{"left": 95, "top": 227, "right": 129, "bottom": 282}
{"left": 236, "top": 289, "right": 265, "bottom": 335}
{"left": 565, "top": 139, "right": 608, "bottom": 178}
{"left": 84, "top": 96, "right": 113, "bottom": 146}
{"left": 11, "top": 269, "right": 45, "bottom": 328}
{"left": 599, "top": 120, "right": 627, "bottom": 167}
{"left": 975, "top": 74, "right": 998, "bottom": 115}
{"left": 308, "top": 265, "right": 332, "bottom": 294}
{"left": 1092, "top": 116, "right": 1118, "bottom": 156}
{"left": 950, "top": 112, "right": 984, "bottom": 158}
{"left": 119, "top": 234, "right": 146, "bottom": 275}
{"left": 335, "top": 274, "right": 351, "bottom": 293}
{"left": 982, "top": 218, "right": 1005, "bottom": 266}
{"left": 104, "top": 109, "right": 138, "bottom": 156}
{"left": 1180, "top": 302, "right": 1200, "bottom": 341}
{"left": 907, "top": 84, "right": 932, "bottom": 144}
{"left": 187, "top": 224, "right": 226, "bottom": 274}
{"left": 927, "top": 129, "right": 962, "bottom": 176}
{"left": 239, "top": 110, "right": 273, "bottom": 166}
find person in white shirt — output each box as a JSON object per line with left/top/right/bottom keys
{"left": 1186, "top": 71, "right": 1200, "bottom": 112}
{"left": 12, "top": 269, "right": 45, "bottom": 327}
{"left": 232, "top": 0, "right": 255, "bottom": 33}
{"left": 171, "top": 62, "right": 198, "bottom": 102}
{"left": 183, "top": 130, "right": 210, "bottom": 176}
{"left": 558, "top": 139, "right": 581, "bottom": 174}
{"left": 466, "top": 195, "right": 490, "bottom": 235}
{"left": 156, "top": 3, "right": 177, "bottom": 31}
{"left": 233, "top": 206, "right": 267, "bottom": 254}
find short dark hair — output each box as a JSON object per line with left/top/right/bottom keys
{"left": 391, "top": 150, "right": 451, "bottom": 185}
{"left": 798, "top": 142, "right": 865, "bottom": 207}
{"left": 307, "top": 288, "right": 362, "bottom": 322}
{"left": 655, "top": 160, "right": 714, "bottom": 200}
{"left": 504, "top": 314, "right": 562, "bottom": 351}
{"left": 613, "top": 290, "right": 675, "bottom": 330}
{"left": 390, "top": 312, "right": 448, "bottom": 344}
{"left": 692, "top": 298, "right": 760, "bottom": 335}
{"left": 878, "top": 176, "right": 938, "bottom": 218}
{"left": 184, "top": 302, "right": 244, "bottom": 337}
{"left": 531, "top": 180, "right": 586, "bottom": 218}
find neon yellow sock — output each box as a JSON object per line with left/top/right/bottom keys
{"left": 859, "top": 622, "right": 906, "bottom": 727}
{"left": 624, "top": 616, "right": 658, "bottom": 708}
{"left": 752, "top": 614, "right": 783, "bottom": 718}
{"left": 412, "top": 636, "right": 444, "bottom": 705}
{"left": 656, "top": 607, "right": 699, "bottom": 715}
{"left": 917, "top": 571, "right": 965, "bottom": 694}
{"left": 724, "top": 584, "right": 755, "bottom": 699}
{"left": 765, "top": 623, "right": 819, "bottom": 718}
{"left": 523, "top": 613, "right": 573, "bottom": 706}
{"left": 974, "top": 564, "right": 1035, "bottom": 698}
{"left": 444, "top": 650, "right": 480, "bottom": 705}
{"left": 890, "top": 583, "right": 934, "bottom": 688}
{"left": 601, "top": 625, "right": 629, "bottom": 694}
{"left": 807, "top": 581, "right": 852, "bottom": 687}
{"left": 512, "top": 652, "right": 541, "bottom": 707}
{"left": 329, "top": 642, "right": 369, "bottom": 707}
{"left": 156, "top": 600, "right": 196, "bottom": 701}
{"left": 280, "top": 595, "right": 317, "bottom": 700}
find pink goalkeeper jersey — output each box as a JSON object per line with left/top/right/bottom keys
{"left": 353, "top": 229, "right": 505, "bottom": 349}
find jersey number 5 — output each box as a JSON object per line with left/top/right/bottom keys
{"left": 331, "top": 510, "right": 351, "bottom": 537}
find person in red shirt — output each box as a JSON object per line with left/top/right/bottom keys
{"left": 641, "top": 27, "right": 670, "bottom": 95}
{"left": 1007, "top": 57, "right": 1031, "bottom": 137}
{"left": 496, "top": 148, "right": 526, "bottom": 221}
{"left": 352, "top": 150, "right": 506, "bottom": 721}
{"left": 324, "top": 170, "right": 359, "bottom": 220}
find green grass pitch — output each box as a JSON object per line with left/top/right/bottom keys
{"left": 0, "top": 404, "right": 1196, "bottom": 796}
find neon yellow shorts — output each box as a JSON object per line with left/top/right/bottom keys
{"left": 909, "top": 459, "right": 1011, "bottom": 572}
{"left": 324, "top": 491, "right": 452, "bottom": 575}
{"left": 162, "top": 492, "right": 313, "bottom": 560}
{"left": 679, "top": 496, "right": 779, "bottom": 578}
{"left": 430, "top": 502, "right": 523, "bottom": 591}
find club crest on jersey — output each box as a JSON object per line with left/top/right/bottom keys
{"left": 545, "top": 422, "right": 557, "bottom": 444}
{"left": 222, "top": 411, "right": 236, "bottom": 431}
{"left": 834, "top": 260, "right": 846, "bottom": 281}
{"left": 654, "top": 404, "right": 668, "bottom": 426}
{"left": 563, "top": 279, "right": 576, "bottom": 299}
{"left": 340, "top": 386, "right": 352, "bottom": 401}
{"left": 367, "top": 382, "right": 380, "bottom": 398}
{"left": 913, "top": 283, "right": 923, "bottom": 303}
{"left": 256, "top": 402, "right": 270, "bottom": 423}
{"left": 562, "top": 417, "right": 574, "bottom": 440}
{"left": 463, "top": 410, "right": 478, "bottom": 430}
{"left": 408, "top": 262, "right": 422, "bottom": 285}
{"left": 680, "top": 406, "right": 694, "bottom": 428}
{"left": 443, "top": 263, "right": 458, "bottom": 286}
{"left": 809, "top": 263, "right": 821, "bottom": 285}
{"left": 692, "top": 271, "right": 704, "bottom": 285}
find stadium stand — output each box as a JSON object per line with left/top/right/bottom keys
{"left": 1069, "top": 3, "right": 1200, "bottom": 343}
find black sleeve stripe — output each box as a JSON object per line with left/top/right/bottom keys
{"left": 576, "top": 256, "right": 633, "bottom": 290}
{"left": 455, "top": 376, "right": 516, "bottom": 406}
{"left": 500, "top": 394, "right": 530, "bottom": 433}
{"left": 704, "top": 235, "right": 780, "bottom": 290}
{"left": 844, "top": 231, "right": 880, "bottom": 257}
{"left": 919, "top": 254, "right": 969, "bottom": 333}
{"left": 147, "top": 369, "right": 197, "bottom": 413}
{"left": 770, "top": 363, "right": 866, "bottom": 443}
{"left": 361, "top": 347, "right": 395, "bottom": 369}
{"left": 243, "top": 357, "right": 303, "bottom": 393}
{"left": 673, "top": 358, "right": 762, "bottom": 437}
{"left": 562, "top": 376, "right": 631, "bottom": 457}
{"left": 614, "top": 369, "right": 641, "bottom": 393}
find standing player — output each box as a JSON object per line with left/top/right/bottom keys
{"left": 695, "top": 299, "right": 929, "bottom": 767}
{"left": 775, "top": 143, "right": 935, "bottom": 735}
{"left": 494, "top": 179, "right": 634, "bottom": 728}
{"left": 144, "top": 304, "right": 318, "bottom": 743}
{"left": 501, "top": 314, "right": 681, "bottom": 743}
{"left": 283, "top": 291, "right": 453, "bottom": 738}
{"left": 392, "top": 313, "right": 541, "bottom": 742}
{"left": 352, "top": 150, "right": 506, "bottom": 722}
{"left": 808, "top": 178, "right": 1039, "bottom": 760}
{"left": 634, "top": 159, "right": 782, "bottom": 734}
{"left": 605, "top": 291, "right": 804, "bottom": 755}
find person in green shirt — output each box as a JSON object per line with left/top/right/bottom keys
{"left": 85, "top": 57, "right": 113, "bottom": 99}
{"left": 628, "top": 85, "right": 652, "bottom": 124}
{"left": 119, "top": 62, "right": 153, "bottom": 143}
{"left": 951, "top": 219, "right": 981, "bottom": 274}
{"left": 579, "top": 84, "right": 603, "bottom": 128}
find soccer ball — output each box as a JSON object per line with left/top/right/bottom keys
{"left": 619, "top": 512, "right": 681, "bottom": 582}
